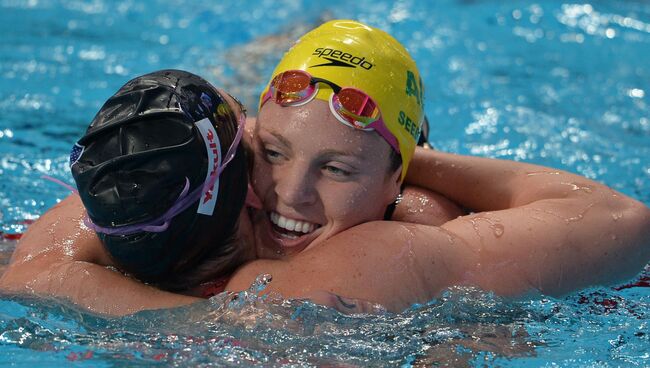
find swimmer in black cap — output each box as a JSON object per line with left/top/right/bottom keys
{"left": 71, "top": 69, "right": 254, "bottom": 291}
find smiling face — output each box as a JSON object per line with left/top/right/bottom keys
{"left": 250, "top": 99, "right": 402, "bottom": 259}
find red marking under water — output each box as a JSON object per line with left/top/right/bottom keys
{"left": 577, "top": 295, "right": 620, "bottom": 311}
{"left": 0, "top": 232, "right": 22, "bottom": 240}
{"left": 1, "top": 218, "right": 34, "bottom": 240}
{"left": 597, "top": 298, "right": 619, "bottom": 309}
{"left": 223, "top": 338, "right": 242, "bottom": 347}
{"left": 65, "top": 350, "right": 93, "bottom": 361}
{"left": 614, "top": 276, "right": 650, "bottom": 291}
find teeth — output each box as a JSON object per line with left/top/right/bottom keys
{"left": 270, "top": 212, "right": 317, "bottom": 234}
{"left": 286, "top": 218, "right": 296, "bottom": 231}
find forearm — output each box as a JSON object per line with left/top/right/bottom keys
{"left": 392, "top": 185, "right": 465, "bottom": 225}
{"left": 1, "top": 259, "right": 200, "bottom": 316}
{"left": 407, "top": 149, "right": 612, "bottom": 211}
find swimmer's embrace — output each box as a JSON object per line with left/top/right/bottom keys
{"left": 1, "top": 22, "right": 649, "bottom": 315}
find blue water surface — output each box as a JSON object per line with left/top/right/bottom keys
{"left": 1, "top": 0, "right": 649, "bottom": 367}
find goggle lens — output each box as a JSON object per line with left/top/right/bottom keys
{"left": 335, "top": 88, "right": 380, "bottom": 127}
{"left": 270, "top": 70, "right": 313, "bottom": 105}
{"left": 262, "top": 70, "right": 399, "bottom": 152}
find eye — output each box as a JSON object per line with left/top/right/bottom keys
{"left": 323, "top": 164, "right": 351, "bottom": 178}
{"left": 263, "top": 147, "right": 284, "bottom": 162}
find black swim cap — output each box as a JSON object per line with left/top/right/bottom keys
{"left": 71, "top": 69, "right": 248, "bottom": 289}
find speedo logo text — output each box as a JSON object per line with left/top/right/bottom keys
{"left": 310, "top": 48, "right": 374, "bottom": 70}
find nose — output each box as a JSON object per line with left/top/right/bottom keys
{"left": 274, "top": 162, "right": 318, "bottom": 208}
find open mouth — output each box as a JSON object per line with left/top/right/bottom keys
{"left": 269, "top": 211, "right": 320, "bottom": 239}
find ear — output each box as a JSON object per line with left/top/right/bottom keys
{"left": 245, "top": 116, "right": 257, "bottom": 136}
{"left": 384, "top": 164, "right": 403, "bottom": 205}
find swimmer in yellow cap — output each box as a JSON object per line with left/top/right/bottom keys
{"left": 260, "top": 19, "right": 425, "bottom": 180}
{"left": 249, "top": 20, "right": 457, "bottom": 259}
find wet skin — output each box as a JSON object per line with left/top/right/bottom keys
{"left": 249, "top": 99, "right": 402, "bottom": 259}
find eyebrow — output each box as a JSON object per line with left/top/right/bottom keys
{"left": 320, "top": 148, "right": 366, "bottom": 161}
{"left": 264, "top": 130, "right": 367, "bottom": 161}
{"left": 266, "top": 130, "right": 366, "bottom": 160}
{"left": 267, "top": 131, "right": 292, "bottom": 148}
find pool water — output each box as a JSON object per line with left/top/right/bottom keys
{"left": 1, "top": 0, "right": 649, "bottom": 366}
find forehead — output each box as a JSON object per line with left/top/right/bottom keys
{"left": 257, "top": 99, "right": 391, "bottom": 159}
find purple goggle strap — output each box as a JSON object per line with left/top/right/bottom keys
{"left": 48, "top": 113, "right": 246, "bottom": 236}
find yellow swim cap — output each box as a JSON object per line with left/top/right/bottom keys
{"left": 260, "top": 19, "right": 424, "bottom": 180}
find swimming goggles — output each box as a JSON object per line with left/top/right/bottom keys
{"left": 78, "top": 107, "right": 247, "bottom": 236}
{"left": 261, "top": 70, "right": 399, "bottom": 153}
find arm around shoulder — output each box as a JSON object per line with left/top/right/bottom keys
{"left": 406, "top": 148, "right": 650, "bottom": 296}
{"left": 0, "top": 194, "right": 201, "bottom": 316}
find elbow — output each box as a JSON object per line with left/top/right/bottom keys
{"left": 620, "top": 197, "right": 650, "bottom": 234}
{"left": 0, "top": 266, "right": 26, "bottom": 293}
{"left": 626, "top": 200, "right": 650, "bottom": 245}
{"left": 616, "top": 198, "right": 650, "bottom": 268}
{"left": 0, "top": 274, "right": 10, "bottom": 291}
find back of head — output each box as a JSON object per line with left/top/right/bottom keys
{"left": 71, "top": 69, "right": 248, "bottom": 290}
{"left": 260, "top": 19, "right": 425, "bottom": 180}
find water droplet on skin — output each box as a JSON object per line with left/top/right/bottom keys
{"left": 565, "top": 214, "right": 583, "bottom": 223}
{"left": 468, "top": 218, "right": 485, "bottom": 243}
{"left": 612, "top": 213, "right": 623, "bottom": 221}
{"left": 491, "top": 224, "right": 505, "bottom": 237}
{"left": 469, "top": 215, "right": 505, "bottom": 240}
{"left": 252, "top": 274, "right": 272, "bottom": 293}
{"left": 526, "top": 171, "right": 561, "bottom": 176}
{"left": 564, "top": 203, "right": 595, "bottom": 223}
{"left": 563, "top": 182, "right": 592, "bottom": 193}
{"left": 79, "top": 218, "right": 89, "bottom": 230}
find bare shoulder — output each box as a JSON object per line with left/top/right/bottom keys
{"left": 227, "top": 221, "right": 478, "bottom": 311}
{"left": 0, "top": 194, "right": 110, "bottom": 291}
{"left": 9, "top": 194, "right": 100, "bottom": 261}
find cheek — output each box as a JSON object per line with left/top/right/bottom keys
{"left": 325, "top": 184, "right": 386, "bottom": 221}
{"left": 251, "top": 157, "right": 273, "bottom": 195}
